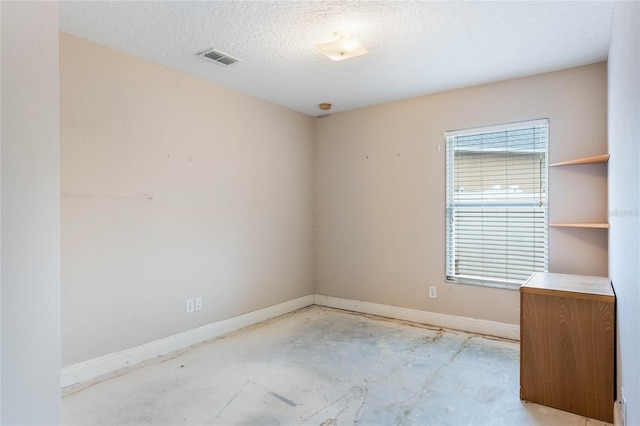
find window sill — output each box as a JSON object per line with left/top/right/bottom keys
{"left": 446, "top": 277, "right": 522, "bottom": 291}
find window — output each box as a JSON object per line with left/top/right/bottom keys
{"left": 445, "top": 119, "right": 548, "bottom": 288}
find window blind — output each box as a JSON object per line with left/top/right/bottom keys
{"left": 445, "top": 120, "right": 549, "bottom": 287}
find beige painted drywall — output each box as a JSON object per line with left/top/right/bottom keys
{"left": 314, "top": 63, "right": 607, "bottom": 325}
{"left": 60, "top": 34, "right": 314, "bottom": 366}
{"left": 1, "top": 2, "right": 61, "bottom": 423}
{"left": 608, "top": 2, "right": 640, "bottom": 424}
{"left": 61, "top": 29, "right": 607, "bottom": 366}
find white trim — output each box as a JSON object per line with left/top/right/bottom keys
{"left": 61, "top": 294, "right": 519, "bottom": 388}
{"left": 61, "top": 295, "right": 314, "bottom": 388}
{"left": 445, "top": 118, "right": 549, "bottom": 137}
{"left": 313, "top": 294, "right": 520, "bottom": 341}
{"left": 613, "top": 400, "right": 623, "bottom": 426}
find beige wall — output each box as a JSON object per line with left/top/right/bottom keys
{"left": 314, "top": 63, "right": 607, "bottom": 325}
{"left": 61, "top": 30, "right": 607, "bottom": 366}
{"left": 608, "top": 2, "right": 640, "bottom": 423}
{"left": 60, "top": 34, "right": 314, "bottom": 366}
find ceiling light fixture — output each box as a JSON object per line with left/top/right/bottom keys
{"left": 315, "top": 32, "right": 368, "bottom": 61}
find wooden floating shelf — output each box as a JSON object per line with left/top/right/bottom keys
{"left": 550, "top": 154, "right": 609, "bottom": 167}
{"left": 549, "top": 222, "right": 610, "bottom": 229}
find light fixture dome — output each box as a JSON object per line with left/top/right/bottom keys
{"left": 315, "top": 32, "right": 368, "bottom": 61}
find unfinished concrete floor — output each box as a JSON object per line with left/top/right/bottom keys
{"left": 62, "top": 306, "right": 612, "bottom": 425}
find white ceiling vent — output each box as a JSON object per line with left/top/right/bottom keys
{"left": 198, "top": 48, "right": 240, "bottom": 66}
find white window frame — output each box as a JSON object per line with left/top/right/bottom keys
{"left": 445, "top": 119, "right": 549, "bottom": 289}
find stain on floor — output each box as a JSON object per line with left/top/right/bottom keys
{"left": 62, "top": 306, "right": 611, "bottom": 426}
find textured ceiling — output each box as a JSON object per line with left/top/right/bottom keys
{"left": 59, "top": 1, "right": 613, "bottom": 117}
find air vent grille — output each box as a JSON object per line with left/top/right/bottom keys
{"left": 198, "top": 48, "right": 240, "bottom": 66}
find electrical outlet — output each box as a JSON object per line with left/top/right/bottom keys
{"left": 195, "top": 297, "right": 202, "bottom": 311}
{"left": 185, "top": 298, "right": 195, "bottom": 314}
{"left": 429, "top": 286, "right": 437, "bottom": 299}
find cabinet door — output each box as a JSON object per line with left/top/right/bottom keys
{"left": 520, "top": 291, "right": 614, "bottom": 422}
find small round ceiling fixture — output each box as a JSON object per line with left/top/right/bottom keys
{"left": 319, "top": 103, "right": 332, "bottom": 111}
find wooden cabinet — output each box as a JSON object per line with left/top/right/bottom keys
{"left": 520, "top": 272, "right": 615, "bottom": 422}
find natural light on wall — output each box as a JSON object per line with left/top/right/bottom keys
{"left": 315, "top": 32, "right": 369, "bottom": 61}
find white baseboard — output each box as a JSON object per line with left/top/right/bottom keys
{"left": 314, "top": 294, "right": 520, "bottom": 341}
{"left": 62, "top": 294, "right": 519, "bottom": 388}
{"left": 614, "top": 400, "right": 623, "bottom": 426}
{"left": 61, "top": 295, "right": 314, "bottom": 388}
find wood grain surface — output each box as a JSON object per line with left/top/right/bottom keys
{"left": 520, "top": 274, "right": 614, "bottom": 423}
